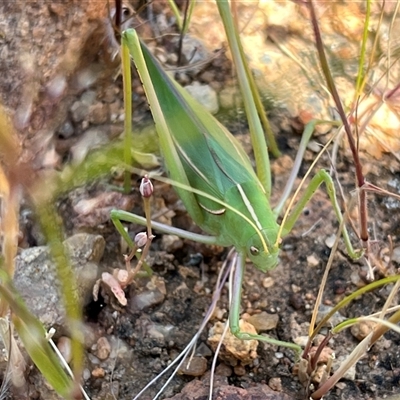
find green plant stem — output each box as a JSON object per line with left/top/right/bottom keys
{"left": 168, "top": 0, "right": 183, "bottom": 31}
{"left": 122, "top": 37, "right": 132, "bottom": 193}
{"left": 355, "top": 0, "right": 370, "bottom": 96}
{"left": 216, "top": 0, "right": 274, "bottom": 196}
{"left": 310, "top": 275, "right": 400, "bottom": 342}
{"left": 35, "top": 202, "right": 84, "bottom": 388}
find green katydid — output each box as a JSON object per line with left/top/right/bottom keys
{"left": 110, "top": 28, "right": 362, "bottom": 358}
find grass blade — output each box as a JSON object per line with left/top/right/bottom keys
{"left": 0, "top": 270, "right": 73, "bottom": 398}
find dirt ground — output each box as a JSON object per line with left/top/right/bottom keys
{"left": 1, "top": 1, "right": 400, "bottom": 400}
{"left": 75, "top": 134, "right": 400, "bottom": 400}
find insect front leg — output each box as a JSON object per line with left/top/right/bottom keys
{"left": 111, "top": 209, "right": 220, "bottom": 246}
{"left": 229, "top": 252, "right": 302, "bottom": 354}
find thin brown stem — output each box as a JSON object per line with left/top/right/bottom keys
{"left": 307, "top": 0, "right": 368, "bottom": 247}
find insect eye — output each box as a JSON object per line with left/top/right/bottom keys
{"left": 250, "top": 246, "right": 259, "bottom": 256}
{"left": 122, "top": 5, "right": 134, "bottom": 18}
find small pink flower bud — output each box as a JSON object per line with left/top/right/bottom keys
{"left": 140, "top": 175, "right": 153, "bottom": 198}
{"left": 134, "top": 232, "right": 148, "bottom": 247}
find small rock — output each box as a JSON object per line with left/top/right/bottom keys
{"left": 140, "top": 321, "right": 174, "bottom": 348}
{"left": 70, "top": 267, "right": 101, "bottom": 307}
{"left": 57, "top": 336, "right": 72, "bottom": 364}
{"left": 14, "top": 233, "right": 104, "bottom": 329}
{"left": 178, "top": 265, "right": 200, "bottom": 279}
{"left": 162, "top": 375, "right": 294, "bottom": 399}
{"left": 96, "top": 337, "right": 111, "bottom": 360}
{"left": 208, "top": 320, "right": 258, "bottom": 366}
{"left": 325, "top": 234, "right": 337, "bottom": 249}
{"left": 317, "top": 305, "right": 346, "bottom": 327}
{"left": 102, "top": 86, "right": 120, "bottom": 103}
{"left": 196, "top": 342, "right": 213, "bottom": 357}
{"left": 88, "top": 352, "right": 100, "bottom": 365}
{"left": 212, "top": 307, "right": 226, "bottom": 321}
{"left": 109, "top": 100, "right": 124, "bottom": 122}
{"left": 246, "top": 312, "right": 279, "bottom": 332}
{"left": 305, "top": 293, "right": 315, "bottom": 301}
{"left": 70, "top": 127, "right": 109, "bottom": 164}
{"left": 91, "top": 367, "right": 105, "bottom": 378}
{"left": 291, "top": 284, "right": 301, "bottom": 293}
{"left": 175, "top": 35, "right": 211, "bottom": 72}
{"left": 233, "top": 365, "right": 246, "bottom": 376}
{"left": 14, "top": 247, "right": 59, "bottom": 328}
{"left": 262, "top": 277, "right": 274, "bottom": 288}
{"left": 289, "top": 293, "right": 304, "bottom": 310}
{"left": 307, "top": 253, "right": 320, "bottom": 267}
{"left": 392, "top": 246, "right": 400, "bottom": 264}
{"left": 312, "top": 364, "right": 329, "bottom": 384}
{"left": 129, "top": 288, "right": 165, "bottom": 311}
{"left": 81, "top": 321, "right": 99, "bottom": 350}
{"left": 108, "top": 335, "right": 134, "bottom": 362}
{"left": 290, "top": 313, "right": 310, "bottom": 343}
{"left": 70, "top": 100, "right": 89, "bottom": 123}
{"left": 332, "top": 355, "right": 356, "bottom": 380}
{"left": 96, "top": 381, "right": 119, "bottom": 400}
{"left": 351, "top": 320, "right": 377, "bottom": 341}
{"left": 307, "top": 140, "right": 322, "bottom": 153}
{"left": 178, "top": 356, "right": 207, "bottom": 377}
{"left": 268, "top": 377, "right": 283, "bottom": 391}
{"left": 57, "top": 120, "right": 74, "bottom": 138}
{"left": 146, "top": 276, "right": 167, "bottom": 296}
{"left": 350, "top": 270, "right": 365, "bottom": 287}
{"left": 72, "top": 191, "right": 135, "bottom": 229}
{"left": 215, "top": 363, "right": 232, "bottom": 377}
{"left": 175, "top": 71, "right": 190, "bottom": 85}
{"left": 83, "top": 368, "right": 91, "bottom": 381}
{"left": 63, "top": 233, "right": 105, "bottom": 264}
{"left": 80, "top": 90, "right": 97, "bottom": 106}
{"left": 293, "top": 335, "right": 309, "bottom": 348}
{"left": 161, "top": 234, "right": 184, "bottom": 253}
{"left": 335, "top": 382, "right": 347, "bottom": 390}
{"left": 73, "top": 64, "right": 102, "bottom": 91}
{"left": 88, "top": 102, "right": 109, "bottom": 125}
{"left": 185, "top": 82, "right": 219, "bottom": 114}
{"left": 219, "top": 85, "right": 242, "bottom": 109}
{"left": 333, "top": 279, "right": 347, "bottom": 295}
{"left": 199, "top": 70, "right": 214, "bottom": 84}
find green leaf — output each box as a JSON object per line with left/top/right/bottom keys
{"left": 0, "top": 271, "right": 72, "bottom": 397}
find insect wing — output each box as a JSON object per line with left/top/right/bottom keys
{"left": 139, "top": 41, "right": 264, "bottom": 200}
